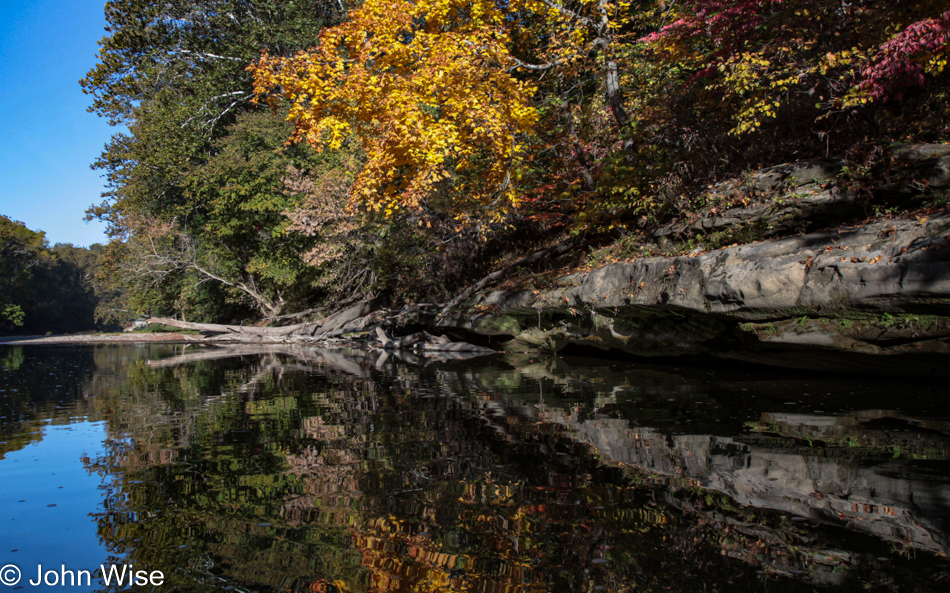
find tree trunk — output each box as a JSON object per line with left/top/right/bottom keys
{"left": 146, "top": 317, "right": 309, "bottom": 336}
{"left": 144, "top": 297, "right": 382, "bottom": 340}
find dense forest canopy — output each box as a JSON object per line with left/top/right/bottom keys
{"left": 78, "top": 0, "right": 949, "bottom": 325}
{"left": 0, "top": 216, "right": 104, "bottom": 334}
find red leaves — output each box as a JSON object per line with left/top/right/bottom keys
{"left": 642, "top": 0, "right": 784, "bottom": 48}
{"left": 859, "top": 10, "right": 950, "bottom": 102}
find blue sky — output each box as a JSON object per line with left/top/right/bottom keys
{"left": 0, "top": 0, "right": 114, "bottom": 247}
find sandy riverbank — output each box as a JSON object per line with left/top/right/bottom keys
{"left": 0, "top": 333, "right": 200, "bottom": 345}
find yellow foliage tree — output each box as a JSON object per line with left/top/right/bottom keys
{"left": 250, "top": 0, "right": 540, "bottom": 219}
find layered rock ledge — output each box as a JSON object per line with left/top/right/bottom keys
{"left": 432, "top": 210, "right": 950, "bottom": 376}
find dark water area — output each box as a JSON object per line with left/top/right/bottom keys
{"left": 1, "top": 344, "right": 948, "bottom": 592}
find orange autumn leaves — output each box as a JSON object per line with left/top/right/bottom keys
{"left": 250, "top": 0, "right": 539, "bottom": 219}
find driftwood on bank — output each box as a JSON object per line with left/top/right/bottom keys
{"left": 145, "top": 297, "right": 384, "bottom": 339}
{"left": 146, "top": 317, "right": 305, "bottom": 336}
{"left": 307, "top": 297, "right": 381, "bottom": 336}
{"left": 143, "top": 296, "right": 495, "bottom": 360}
{"left": 142, "top": 234, "right": 582, "bottom": 349}
{"left": 140, "top": 237, "right": 586, "bottom": 354}
{"left": 260, "top": 307, "right": 323, "bottom": 323}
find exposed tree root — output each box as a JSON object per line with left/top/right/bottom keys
{"left": 439, "top": 236, "right": 582, "bottom": 314}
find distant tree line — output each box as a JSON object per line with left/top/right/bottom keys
{"left": 0, "top": 215, "right": 112, "bottom": 335}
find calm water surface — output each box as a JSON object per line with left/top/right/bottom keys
{"left": 1, "top": 344, "right": 948, "bottom": 592}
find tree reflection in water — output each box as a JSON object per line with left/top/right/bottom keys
{"left": 24, "top": 344, "right": 944, "bottom": 592}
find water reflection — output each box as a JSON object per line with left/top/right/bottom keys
{"left": 0, "top": 421, "right": 109, "bottom": 593}
{"left": 0, "top": 344, "right": 948, "bottom": 592}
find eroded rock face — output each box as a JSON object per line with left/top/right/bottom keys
{"left": 490, "top": 212, "right": 950, "bottom": 318}
{"left": 435, "top": 207, "right": 950, "bottom": 375}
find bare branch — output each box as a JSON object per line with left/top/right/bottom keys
{"left": 128, "top": 233, "right": 285, "bottom": 317}
{"left": 509, "top": 56, "right": 560, "bottom": 72}
{"left": 169, "top": 50, "right": 246, "bottom": 62}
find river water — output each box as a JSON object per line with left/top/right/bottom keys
{"left": 0, "top": 344, "right": 948, "bottom": 592}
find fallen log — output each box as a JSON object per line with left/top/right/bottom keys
{"left": 308, "top": 297, "right": 382, "bottom": 337}
{"left": 145, "top": 317, "right": 312, "bottom": 336}
{"left": 260, "top": 307, "right": 324, "bottom": 323}
{"left": 144, "top": 297, "right": 383, "bottom": 339}
{"left": 144, "top": 295, "right": 494, "bottom": 359}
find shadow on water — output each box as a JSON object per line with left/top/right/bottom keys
{"left": 1, "top": 343, "right": 948, "bottom": 592}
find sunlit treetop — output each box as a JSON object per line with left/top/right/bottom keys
{"left": 251, "top": 0, "right": 543, "bottom": 219}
